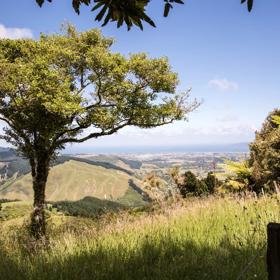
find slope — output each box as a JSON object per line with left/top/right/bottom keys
{"left": 0, "top": 160, "right": 146, "bottom": 203}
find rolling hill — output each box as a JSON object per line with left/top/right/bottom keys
{"left": 0, "top": 159, "right": 148, "bottom": 207}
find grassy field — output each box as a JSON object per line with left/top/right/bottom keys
{"left": 0, "top": 195, "right": 279, "bottom": 280}
{"left": 0, "top": 160, "right": 144, "bottom": 202}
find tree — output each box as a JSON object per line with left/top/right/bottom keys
{"left": 202, "top": 171, "right": 220, "bottom": 194}
{"left": 178, "top": 171, "right": 207, "bottom": 197}
{"left": 0, "top": 25, "right": 198, "bottom": 238}
{"left": 249, "top": 109, "right": 280, "bottom": 191}
{"left": 36, "top": 0, "right": 254, "bottom": 30}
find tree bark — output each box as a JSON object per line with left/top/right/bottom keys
{"left": 30, "top": 154, "right": 50, "bottom": 239}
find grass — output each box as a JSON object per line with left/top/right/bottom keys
{"left": 0, "top": 160, "right": 144, "bottom": 202}
{"left": 0, "top": 200, "right": 32, "bottom": 221}
{"left": 0, "top": 195, "right": 279, "bottom": 280}
{"left": 0, "top": 191, "right": 147, "bottom": 221}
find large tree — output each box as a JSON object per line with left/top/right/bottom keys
{"left": 35, "top": 0, "right": 254, "bottom": 30}
{"left": 0, "top": 25, "right": 198, "bottom": 238}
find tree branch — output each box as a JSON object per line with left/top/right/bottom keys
{"left": 0, "top": 116, "right": 13, "bottom": 127}
{"left": 56, "top": 120, "right": 130, "bottom": 146}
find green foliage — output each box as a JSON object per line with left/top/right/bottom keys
{"left": 173, "top": 169, "right": 221, "bottom": 197}
{"left": 0, "top": 201, "right": 32, "bottom": 221}
{"left": 35, "top": 1, "right": 254, "bottom": 30}
{"left": 177, "top": 171, "right": 207, "bottom": 197}
{"left": 52, "top": 196, "right": 125, "bottom": 218}
{"left": 221, "top": 160, "right": 253, "bottom": 193}
{"left": 249, "top": 109, "right": 280, "bottom": 191}
{"left": 117, "top": 187, "right": 149, "bottom": 207}
{"left": 36, "top": 0, "right": 184, "bottom": 30}
{"left": 0, "top": 24, "right": 196, "bottom": 161}
{"left": 202, "top": 172, "right": 220, "bottom": 194}
{"left": 224, "top": 160, "right": 253, "bottom": 181}
{"left": 0, "top": 25, "right": 197, "bottom": 237}
{"left": 272, "top": 115, "right": 280, "bottom": 126}
{"left": 221, "top": 110, "right": 280, "bottom": 194}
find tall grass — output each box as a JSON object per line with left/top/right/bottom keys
{"left": 0, "top": 195, "right": 279, "bottom": 280}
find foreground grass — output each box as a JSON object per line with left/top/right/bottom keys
{"left": 0, "top": 195, "right": 279, "bottom": 280}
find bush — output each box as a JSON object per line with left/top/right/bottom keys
{"left": 202, "top": 172, "right": 221, "bottom": 194}
{"left": 176, "top": 171, "right": 219, "bottom": 197}
{"left": 249, "top": 108, "right": 280, "bottom": 191}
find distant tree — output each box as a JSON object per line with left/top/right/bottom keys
{"left": 0, "top": 25, "right": 198, "bottom": 238}
{"left": 178, "top": 171, "right": 208, "bottom": 197}
{"left": 249, "top": 109, "right": 280, "bottom": 191}
{"left": 36, "top": 0, "right": 254, "bottom": 30}
{"left": 202, "top": 172, "right": 220, "bottom": 194}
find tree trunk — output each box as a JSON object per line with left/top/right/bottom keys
{"left": 30, "top": 154, "right": 50, "bottom": 239}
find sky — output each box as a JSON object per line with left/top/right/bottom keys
{"left": 0, "top": 0, "right": 279, "bottom": 152}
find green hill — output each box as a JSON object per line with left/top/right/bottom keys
{"left": 0, "top": 147, "right": 140, "bottom": 187}
{"left": 0, "top": 160, "right": 148, "bottom": 205}
{"left": 76, "top": 154, "right": 142, "bottom": 170}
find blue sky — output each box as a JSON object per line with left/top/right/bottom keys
{"left": 0, "top": 0, "right": 279, "bottom": 152}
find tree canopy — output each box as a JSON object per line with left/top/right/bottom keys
{"left": 249, "top": 109, "right": 280, "bottom": 191}
{"left": 36, "top": 0, "right": 254, "bottom": 30}
{"left": 0, "top": 24, "right": 198, "bottom": 237}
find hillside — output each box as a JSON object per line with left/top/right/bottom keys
{"left": 0, "top": 160, "right": 147, "bottom": 205}
{"left": 0, "top": 196, "right": 275, "bottom": 280}
{"left": 75, "top": 154, "right": 142, "bottom": 171}
{"left": 0, "top": 148, "right": 137, "bottom": 183}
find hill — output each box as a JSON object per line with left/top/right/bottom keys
{"left": 75, "top": 154, "right": 142, "bottom": 171}
{"left": 0, "top": 149, "right": 138, "bottom": 184}
{"left": 0, "top": 196, "right": 274, "bottom": 279}
{"left": 0, "top": 160, "right": 148, "bottom": 205}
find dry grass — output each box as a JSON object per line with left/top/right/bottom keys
{"left": 0, "top": 195, "right": 279, "bottom": 280}
{"left": 0, "top": 160, "right": 142, "bottom": 201}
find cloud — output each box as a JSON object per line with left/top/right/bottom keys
{"left": 0, "top": 24, "right": 33, "bottom": 39}
{"left": 208, "top": 78, "right": 239, "bottom": 91}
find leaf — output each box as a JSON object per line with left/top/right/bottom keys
{"left": 247, "top": 0, "right": 253, "bottom": 12}
{"left": 173, "top": 0, "right": 184, "bottom": 4}
{"left": 124, "top": 15, "right": 132, "bottom": 31}
{"left": 164, "top": 3, "right": 173, "bottom": 17}
{"left": 72, "top": 0, "right": 91, "bottom": 14}
{"left": 131, "top": 17, "right": 144, "bottom": 30}
{"left": 36, "top": 0, "right": 45, "bottom": 7}
{"left": 272, "top": 115, "right": 280, "bottom": 126}
{"left": 241, "top": 0, "right": 254, "bottom": 12}
{"left": 117, "top": 17, "right": 124, "bottom": 28}
{"left": 142, "top": 14, "right": 156, "bottom": 28}
{"left": 91, "top": 2, "right": 104, "bottom": 12}
{"left": 95, "top": 5, "right": 108, "bottom": 22}
{"left": 101, "top": 12, "right": 112, "bottom": 27}
{"left": 36, "top": 0, "right": 52, "bottom": 7}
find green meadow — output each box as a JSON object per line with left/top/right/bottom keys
{"left": 0, "top": 195, "right": 278, "bottom": 280}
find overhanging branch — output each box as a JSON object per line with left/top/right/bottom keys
{"left": 56, "top": 121, "right": 130, "bottom": 146}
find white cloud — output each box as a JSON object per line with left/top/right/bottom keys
{"left": 208, "top": 78, "right": 239, "bottom": 91}
{"left": 0, "top": 24, "right": 33, "bottom": 39}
